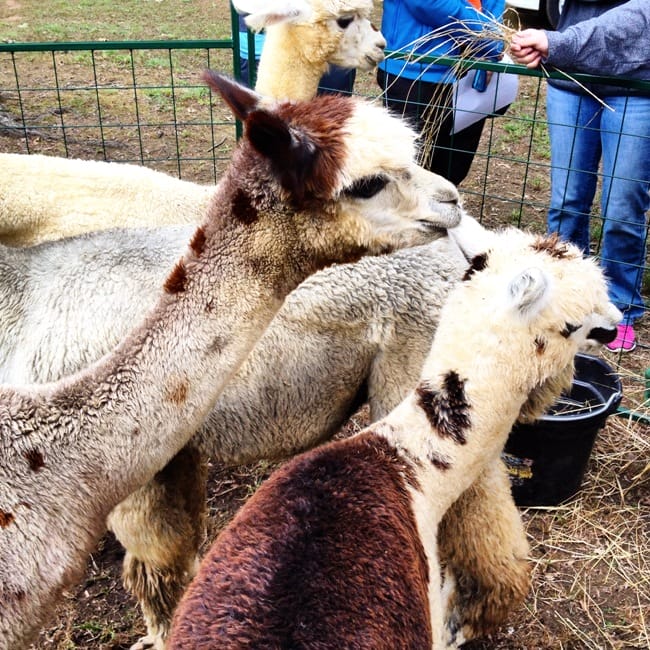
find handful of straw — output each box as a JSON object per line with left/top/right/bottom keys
{"left": 380, "top": 10, "right": 612, "bottom": 167}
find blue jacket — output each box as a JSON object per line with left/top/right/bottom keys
{"left": 237, "top": 14, "right": 265, "bottom": 60}
{"left": 545, "top": 0, "right": 650, "bottom": 96}
{"left": 378, "top": 0, "right": 505, "bottom": 83}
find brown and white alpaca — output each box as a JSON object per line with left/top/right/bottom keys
{"left": 0, "top": 0, "right": 386, "bottom": 246}
{"left": 167, "top": 227, "right": 621, "bottom": 649}
{"left": 0, "top": 71, "right": 456, "bottom": 650}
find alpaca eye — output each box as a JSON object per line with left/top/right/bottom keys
{"left": 344, "top": 175, "right": 389, "bottom": 199}
{"left": 337, "top": 16, "right": 354, "bottom": 29}
{"left": 560, "top": 322, "right": 581, "bottom": 338}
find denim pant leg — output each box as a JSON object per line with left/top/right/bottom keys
{"left": 598, "top": 95, "right": 650, "bottom": 323}
{"left": 546, "top": 86, "right": 602, "bottom": 252}
{"left": 317, "top": 65, "right": 356, "bottom": 95}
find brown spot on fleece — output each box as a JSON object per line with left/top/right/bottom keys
{"left": 24, "top": 448, "right": 44, "bottom": 472}
{"left": 189, "top": 226, "right": 207, "bottom": 257}
{"left": 416, "top": 371, "right": 471, "bottom": 445}
{"left": 231, "top": 188, "right": 259, "bottom": 224}
{"left": 164, "top": 261, "right": 187, "bottom": 294}
{"left": 168, "top": 433, "right": 432, "bottom": 649}
{"left": 166, "top": 380, "right": 189, "bottom": 405}
{"left": 531, "top": 232, "right": 573, "bottom": 259}
{"left": 0, "top": 510, "right": 15, "bottom": 527}
{"left": 462, "top": 253, "right": 488, "bottom": 281}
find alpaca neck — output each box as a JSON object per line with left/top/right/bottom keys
{"left": 255, "top": 25, "right": 327, "bottom": 101}
{"left": 2, "top": 166, "right": 347, "bottom": 522}
{"left": 369, "top": 352, "right": 532, "bottom": 650}
{"left": 381, "top": 350, "right": 532, "bottom": 520}
{"left": 59, "top": 187, "right": 324, "bottom": 503}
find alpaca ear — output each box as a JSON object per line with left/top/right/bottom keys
{"left": 246, "top": 111, "right": 317, "bottom": 203}
{"left": 508, "top": 267, "right": 549, "bottom": 316}
{"left": 202, "top": 70, "right": 261, "bottom": 122}
{"left": 202, "top": 69, "right": 317, "bottom": 202}
{"left": 233, "top": 0, "right": 313, "bottom": 32}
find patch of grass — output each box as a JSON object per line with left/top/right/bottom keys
{"left": 0, "top": 0, "right": 231, "bottom": 42}
{"left": 74, "top": 620, "right": 116, "bottom": 643}
{"left": 143, "top": 86, "right": 173, "bottom": 107}
{"left": 102, "top": 52, "right": 134, "bottom": 68}
{"left": 70, "top": 51, "right": 93, "bottom": 66}
{"left": 144, "top": 56, "right": 169, "bottom": 69}
{"left": 142, "top": 86, "right": 208, "bottom": 111}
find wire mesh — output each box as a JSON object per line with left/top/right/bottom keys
{"left": 0, "top": 33, "right": 648, "bottom": 416}
{"left": 0, "top": 40, "right": 238, "bottom": 183}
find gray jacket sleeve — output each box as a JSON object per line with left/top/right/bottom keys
{"left": 545, "top": 0, "right": 650, "bottom": 78}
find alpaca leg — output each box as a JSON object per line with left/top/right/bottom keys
{"left": 107, "top": 444, "right": 208, "bottom": 650}
{"left": 438, "top": 458, "right": 531, "bottom": 645}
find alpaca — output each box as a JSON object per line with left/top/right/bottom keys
{"left": 0, "top": 154, "right": 214, "bottom": 246}
{"left": 166, "top": 228, "right": 622, "bottom": 650}
{"left": 0, "top": 191, "right": 464, "bottom": 650}
{"left": 0, "top": 70, "right": 452, "bottom": 650}
{"left": 0, "top": 0, "right": 386, "bottom": 247}
{"left": 236, "top": 0, "right": 386, "bottom": 101}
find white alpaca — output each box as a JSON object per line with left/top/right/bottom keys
{"left": 0, "top": 0, "right": 386, "bottom": 247}
{"left": 0, "top": 71, "right": 449, "bottom": 650}
{"left": 167, "top": 227, "right": 622, "bottom": 650}
{"left": 0, "top": 155, "right": 213, "bottom": 246}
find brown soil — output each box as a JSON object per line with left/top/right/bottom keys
{"left": 1, "top": 3, "right": 648, "bottom": 649}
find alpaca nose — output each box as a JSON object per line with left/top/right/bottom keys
{"left": 586, "top": 326, "right": 618, "bottom": 344}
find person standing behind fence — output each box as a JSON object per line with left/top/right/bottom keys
{"left": 511, "top": 0, "right": 650, "bottom": 353}
{"left": 377, "top": 0, "right": 505, "bottom": 186}
{"left": 236, "top": 14, "right": 356, "bottom": 95}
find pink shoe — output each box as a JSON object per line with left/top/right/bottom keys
{"left": 606, "top": 324, "right": 636, "bottom": 353}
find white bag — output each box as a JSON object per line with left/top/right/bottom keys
{"left": 451, "top": 55, "right": 520, "bottom": 134}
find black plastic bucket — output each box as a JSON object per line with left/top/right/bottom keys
{"left": 503, "top": 353, "right": 622, "bottom": 507}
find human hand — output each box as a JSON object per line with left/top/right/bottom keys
{"left": 510, "top": 29, "right": 549, "bottom": 68}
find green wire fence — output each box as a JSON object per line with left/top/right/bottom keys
{"left": 0, "top": 16, "right": 648, "bottom": 421}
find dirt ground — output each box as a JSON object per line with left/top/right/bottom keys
{"left": 0, "top": 2, "right": 648, "bottom": 649}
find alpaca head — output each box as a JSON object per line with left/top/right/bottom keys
{"left": 235, "top": 0, "right": 386, "bottom": 71}
{"left": 204, "top": 70, "right": 461, "bottom": 256}
{"left": 436, "top": 221, "right": 622, "bottom": 421}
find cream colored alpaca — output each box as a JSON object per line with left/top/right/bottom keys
{"left": 167, "top": 227, "right": 622, "bottom": 650}
{"left": 0, "top": 155, "right": 213, "bottom": 246}
{"left": 237, "top": 0, "right": 385, "bottom": 101}
{"left": 0, "top": 0, "right": 385, "bottom": 247}
{"left": 0, "top": 71, "right": 451, "bottom": 650}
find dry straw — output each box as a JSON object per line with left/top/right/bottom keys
{"left": 519, "top": 409, "right": 649, "bottom": 649}
{"left": 380, "top": 9, "right": 614, "bottom": 168}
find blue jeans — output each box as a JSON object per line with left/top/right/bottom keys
{"left": 546, "top": 85, "right": 650, "bottom": 324}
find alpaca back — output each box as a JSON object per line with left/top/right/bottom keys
{"left": 0, "top": 153, "right": 212, "bottom": 246}
{"left": 169, "top": 433, "right": 433, "bottom": 650}
{"left": 0, "top": 225, "right": 193, "bottom": 383}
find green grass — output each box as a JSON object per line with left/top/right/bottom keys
{"left": 0, "top": 0, "right": 232, "bottom": 42}
{"left": 74, "top": 621, "right": 116, "bottom": 643}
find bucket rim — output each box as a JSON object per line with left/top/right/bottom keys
{"left": 537, "top": 354, "right": 623, "bottom": 422}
